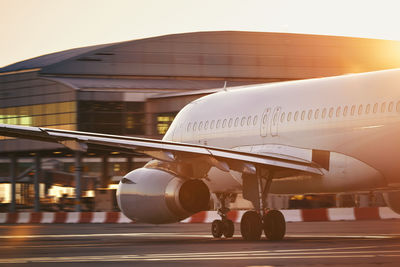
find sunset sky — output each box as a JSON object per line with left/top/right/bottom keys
{"left": 1, "top": 0, "right": 400, "bottom": 68}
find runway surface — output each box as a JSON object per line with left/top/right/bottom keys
{"left": 1, "top": 220, "right": 400, "bottom": 266}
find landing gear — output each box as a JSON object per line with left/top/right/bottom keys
{"left": 222, "top": 218, "right": 234, "bottom": 238}
{"left": 211, "top": 218, "right": 234, "bottom": 238}
{"left": 211, "top": 219, "right": 223, "bottom": 238}
{"left": 240, "top": 210, "right": 262, "bottom": 240}
{"left": 211, "top": 194, "right": 235, "bottom": 238}
{"left": 240, "top": 168, "right": 286, "bottom": 241}
{"left": 263, "top": 210, "right": 286, "bottom": 240}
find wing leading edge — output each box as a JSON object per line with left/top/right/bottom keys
{"left": 0, "top": 124, "right": 323, "bottom": 177}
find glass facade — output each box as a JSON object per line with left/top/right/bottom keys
{"left": 0, "top": 102, "right": 76, "bottom": 139}
{"left": 156, "top": 113, "right": 176, "bottom": 135}
{"left": 78, "top": 101, "right": 145, "bottom": 135}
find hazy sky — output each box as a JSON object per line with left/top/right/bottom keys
{"left": 1, "top": 0, "right": 400, "bottom": 68}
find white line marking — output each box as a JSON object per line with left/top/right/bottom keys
{"left": 1, "top": 247, "right": 400, "bottom": 264}
{"left": 0, "top": 232, "right": 396, "bottom": 239}
{"left": 0, "top": 254, "right": 391, "bottom": 264}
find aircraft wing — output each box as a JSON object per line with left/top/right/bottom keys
{"left": 0, "top": 124, "right": 323, "bottom": 177}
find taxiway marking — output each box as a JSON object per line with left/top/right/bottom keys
{"left": 1, "top": 245, "right": 400, "bottom": 264}
{"left": 0, "top": 233, "right": 396, "bottom": 239}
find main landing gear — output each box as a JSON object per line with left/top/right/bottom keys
{"left": 211, "top": 194, "right": 235, "bottom": 238}
{"left": 210, "top": 168, "right": 286, "bottom": 241}
{"left": 240, "top": 168, "right": 286, "bottom": 241}
{"left": 240, "top": 209, "right": 286, "bottom": 241}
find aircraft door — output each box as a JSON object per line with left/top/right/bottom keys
{"left": 260, "top": 107, "right": 271, "bottom": 137}
{"left": 270, "top": 106, "right": 281, "bottom": 137}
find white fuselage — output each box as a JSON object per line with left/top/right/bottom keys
{"left": 163, "top": 69, "right": 400, "bottom": 195}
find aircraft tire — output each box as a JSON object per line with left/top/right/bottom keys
{"left": 211, "top": 219, "right": 223, "bottom": 238}
{"left": 263, "top": 210, "right": 286, "bottom": 241}
{"left": 240, "top": 210, "right": 262, "bottom": 241}
{"left": 222, "top": 219, "right": 234, "bottom": 238}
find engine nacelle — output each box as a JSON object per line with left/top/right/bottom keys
{"left": 383, "top": 191, "right": 400, "bottom": 215}
{"left": 116, "top": 167, "right": 210, "bottom": 224}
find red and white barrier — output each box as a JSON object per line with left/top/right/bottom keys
{"left": 1, "top": 207, "right": 400, "bottom": 224}
{"left": 0, "top": 211, "right": 133, "bottom": 224}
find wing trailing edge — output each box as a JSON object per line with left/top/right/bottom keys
{"left": 0, "top": 124, "right": 323, "bottom": 177}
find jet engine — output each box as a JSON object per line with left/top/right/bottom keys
{"left": 383, "top": 191, "right": 400, "bottom": 215}
{"left": 116, "top": 167, "right": 210, "bottom": 224}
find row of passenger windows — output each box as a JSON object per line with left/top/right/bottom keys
{"left": 187, "top": 115, "right": 258, "bottom": 132}
{"left": 187, "top": 101, "right": 399, "bottom": 132}
{"left": 275, "top": 101, "right": 399, "bottom": 124}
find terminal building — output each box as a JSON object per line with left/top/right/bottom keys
{"left": 1, "top": 31, "right": 400, "bottom": 211}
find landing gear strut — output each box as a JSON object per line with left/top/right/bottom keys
{"left": 211, "top": 194, "right": 235, "bottom": 238}
{"left": 240, "top": 168, "right": 286, "bottom": 241}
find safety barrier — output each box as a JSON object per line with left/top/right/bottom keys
{"left": 0, "top": 207, "right": 399, "bottom": 224}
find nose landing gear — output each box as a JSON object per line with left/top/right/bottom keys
{"left": 211, "top": 217, "right": 234, "bottom": 238}
{"left": 211, "top": 194, "right": 235, "bottom": 238}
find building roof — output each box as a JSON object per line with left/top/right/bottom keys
{"left": 45, "top": 77, "right": 258, "bottom": 91}
{"left": 0, "top": 43, "right": 112, "bottom": 73}
{"left": 2, "top": 31, "right": 400, "bottom": 79}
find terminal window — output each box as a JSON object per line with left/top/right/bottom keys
{"left": 78, "top": 101, "right": 145, "bottom": 136}
{"left": 157, "top": 113, "right": 176, "bottom": 135}
{"left": 0, "top": 102, "right": 77, "bottom": 140}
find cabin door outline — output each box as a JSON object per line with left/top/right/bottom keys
{"left": 260, "top": 107, "right": 271, "bottom": 137}
{"left": 270, "top": 106, "right": 281, "bottom": 137}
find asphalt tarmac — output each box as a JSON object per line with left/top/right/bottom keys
{"left": 0, "top": 220, "right": 400, "bottom": 266}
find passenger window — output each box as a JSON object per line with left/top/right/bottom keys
{"left": 307, "top": 109, "right": 312, "bottom": 120}
{"left": 373, "top": 103, "right": 378, "bottom": 113}
{"left": 193, "top": 122, "right": 197, "bottom": 131}
{"left": 329, "top": 107, "right": 334, "bottom": 118}
{"left": 228, "top": 118, "right": 233, "bottom": 128}
{"left": 210, "top": 120, "right": 215, "bottom": 129}
{"left": 187, "top": 123, "right": 191, "bottom": 132}
{"left": 301, "top": 111, "right": 305, "bottom": 120}
{"left": 343, "top": 106, "right": 348, "bottom": 117}
{"left": 216, "top": 120, "right": 221, "bottom": 129}
{"left": 358, "top": 105, "right": 363, "bottom": 115}
{"left": 294, "top": 111, "right": 299, "bottom": 121}
{"left": 247, "top": 116, "right": 252, "bottom": 126}
{"left": 234, "top": 117, "right": 239, "bottom": 127}
{"left": 381, "top": 102, "right": 386, "bottom": 113}
{"left": 287, "top": 112, "right": 292, "bottom": 122}
{"left": 315, "top": 109, "right": 319, "bottom": 119}
{"left": 366, "top": 104, "right": 370, "bottom": 114}
{"left": 322, "top": 108, "right": 327, "bottom": 119}
{"left": 199, "top": 121, "right": 203, "bottom": 131}
{"left": 336, "top": 107, "right": 341, "bottom": 117}
{"left": 389, "top": 101, "right": 394, "bottom": 112}
{"left": 205, "top": 121, "right": 209, "bottom": 130}
{"left": 253, "top": 116, "right": 258, "bottom": 126}
{"left": 241, "top": 116, "right": 246, "bottom": 126}
{"left": 351, "top": 105, "right": 356, "bottom": 116}
{"left": 280, "top": 112, "right": 285, "bottom": 123}
{"left": 222, "top": 119, "right": 227, "bottom": 128}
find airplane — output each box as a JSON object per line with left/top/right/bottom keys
{"left": 1, "top": 68, "right": 400, "bottom": 241}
